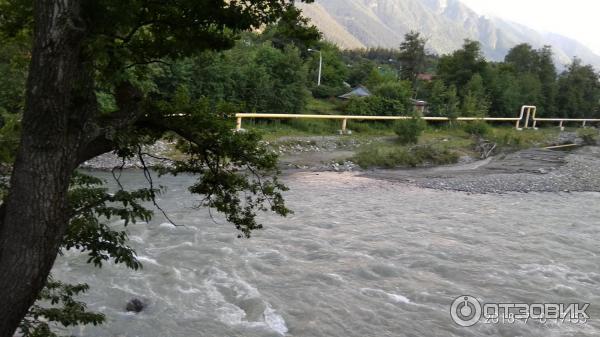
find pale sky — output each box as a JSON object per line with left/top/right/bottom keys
{"left": 459, "top": 0, "right": 600, "bottom": 55}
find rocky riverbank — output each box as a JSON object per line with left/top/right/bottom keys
{"left": 267, "top": 131, "right": 600, "bottom": 194}
{"left": 81, "top": 130, "right": 590, "bottom": 172}
{"left": 267, "top": 136, "right": 373, "bottom": 171}
{"left": 364, "top": 146, "right": 600, "bottom": 193}
{"left": 80, "top": 131, "right": 600, "bottom": 194}
{"left": 80, "top": 141, "right": 177, "bottom": 170}
{"left": 80, "top": 136, "right": 373, "bottom": 171}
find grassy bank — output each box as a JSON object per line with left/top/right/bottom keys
{"left": 351, "top": 125, "right": 561, "bottom": 168}
{"left": 246, "top": 119, "right": 398, "bottom": 141}
{"left": 245, "top": 118, "right": 563, "bottom": 169}
{"left": 238, "top": 98, "right": 568, "bottom": 169}
{"left": 353, "top": 143, "right": 460, "bottom": 168}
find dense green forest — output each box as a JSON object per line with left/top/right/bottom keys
{"left": 2, "top": 11, "right": 600, "bottom": 142}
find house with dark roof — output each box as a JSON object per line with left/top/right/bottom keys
{"left": 338, "top": 85, "right": 372, "bottom": 99}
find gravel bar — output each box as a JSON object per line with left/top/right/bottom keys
{"left": 364, "top": 146, "right": 600, "bottom": 194}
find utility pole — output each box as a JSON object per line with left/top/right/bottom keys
{"left": 308, "top": 48, "right": 322, "bottom": 86}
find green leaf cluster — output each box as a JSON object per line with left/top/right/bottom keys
{"left": 19, "top": 171, "right": 157, "bottom": 336}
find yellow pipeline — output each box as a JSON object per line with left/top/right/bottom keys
{"left": 234, "top": 105, "right": 599, "bottom": 132}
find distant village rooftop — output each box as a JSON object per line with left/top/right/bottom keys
{"left": 338, "top": 85, "right": 372, "bottom": 99}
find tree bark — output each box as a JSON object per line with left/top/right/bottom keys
{"left": 0, "top": 1, "right": 98, "bottom": 335}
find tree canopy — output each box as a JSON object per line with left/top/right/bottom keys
{"left": 0, "top": 1, "right": 313, "bottom": 336}
{"left": 398, "top": 31, "right": 427, "bottom": 84}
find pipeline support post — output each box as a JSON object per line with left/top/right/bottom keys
{"left": 524, "top": 107, "right": 531, "bottom": 129}
{"left": 236, "top": 117, "right": 242, "bottom": 131}
{"left": 559, "top": 120, "right": 564, "bottom": 131}
{"left": 341, "top": 118, "right": 347, "bottom": 134}
{"left": 516, "top": 105, "right": 525, "bottom": 130}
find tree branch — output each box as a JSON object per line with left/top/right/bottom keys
{"left": 76, "top": 136, "right": 116, "bottom": 165}
{"left": 76, "top": 82, "right": 145, "bottom": 166}
{"left": 136, "top": 147, "right": 182, "bottom": 226}
{"left": 124, "top": 59, "right": 172, "bottom": 70}
{"left": 112, "top": 19, "right": 164, "bottom": 44}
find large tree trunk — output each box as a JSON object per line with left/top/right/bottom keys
{"left": 0, "top": 1, "right": 98, "bottom": 335}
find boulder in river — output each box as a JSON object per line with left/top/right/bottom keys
{"left": 126, "top": 298, "right": 146, "bottom": 313}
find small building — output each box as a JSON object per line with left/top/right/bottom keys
{"left": 411, "top": 98, "right": 428, "bottom": 114}
{"left": 338, "top": 85, "right": 372, "bottom": 100}
{"left": 417, "top": 73, "right": 434, "bottom": 82}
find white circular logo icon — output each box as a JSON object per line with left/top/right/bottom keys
{"left": 450, "top": 295, "right": 482, "bottom": 327}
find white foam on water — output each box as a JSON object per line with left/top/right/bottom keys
{"left": 176, "top": 285, "right": 202, "bottom": 294}
{"left": 159, "top": 222, "right": 176, "bottom": 229}
{"left": 109, "top": 282, "right": 145, "bottom": 298}
{"left": 129, "top": 235, "right": 145, "bottom": 244}
{"left": 264, "top": 305, "right": 288, "bottom": 335}
{"left": 146, "top": 241, "right": 193, "bottom": 254}
{"left": 551, "top": 284, "right": 578, "bottom": 296}
{"left": 172, "top": 267, "right": 183, "bottom": 280}
{"left": 216, "top": 304, "right": 246, "bottom": 325}
{"left": 327, "top": 273, "right": 344, "bottom": 282}
{"left": 117, "top": 311, "right": 139, "bottom": 317}
{"left": 387, "top": 293, "right": 411, "bottom": 304}
{"left": 60, "top": 248, "right": 83, "bottom": 258}
{"left": 202, "top": 267, "right": 288, "bottom": 335}
{"left": 220, "top": 247, "right": 234, "bottom": 254}
{"left": 360, "top": 288, "right": 411, "bottom": 304}
{"left": 203, "top": 267, "right": 261, "bottom": 311}
{"left": 216, "top": 303, "right": 288, "bottom": 336}
{"left": 518, "top": 263, "right": 573, "bottom": 279}
{"left": 137, "top": 256, "right": 160, "bottom": 265}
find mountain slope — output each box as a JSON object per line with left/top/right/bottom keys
{"left": 297, "top": 0, "right": 600, "bottom": 68}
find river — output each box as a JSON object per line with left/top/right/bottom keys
{"left": 52, "top": 170, "right": 600, "bottom": 337}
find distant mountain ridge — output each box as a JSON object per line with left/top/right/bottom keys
{"left": 297, "top": 0, "right": 600, "bottom": 69}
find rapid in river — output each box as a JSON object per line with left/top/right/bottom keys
{"left": 52, "top": 170, "right": 600, "bottom": 337}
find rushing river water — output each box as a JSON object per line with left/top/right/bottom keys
{"left": 53, "top": 170, "right": 600, "bottom": 337}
